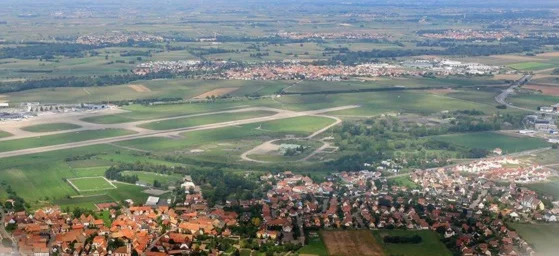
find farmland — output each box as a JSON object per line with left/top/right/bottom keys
{"left": 433, "top": 132, "right": 549, "bottom": 153}
{"left": 509, "top": 93, "right": 559, "bottom": 110}
{"left": 523, "top": 84, "right": 559, "bottom": 96}
{"left": 372, "top": 230, "right": 452, "bottom": 256}
{"left": 509, "top": 62, "right": 555, "bottom": 71}
{"left": 509, "top": 223, "right": 559, "bottom": 256}
{"left": 0, "top": 129, "right": 136, "bottom": 153}
{"left": 321, "top": 230, "right": 384, "bottom": 256}
{"left": 20, "top": 122, "right": 82, "bottom": 132}
{"left": 0, "top": 145, "right": 161, "bottom": 208}
{"left": 525, "top": 178, "right": 559, "bottom": 199}
{"left": 3, "top": 79, "right": 292, "bottom": 104}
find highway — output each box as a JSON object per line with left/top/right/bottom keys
{"left": 0, "top": 105, "right": 359, "bottom": 159}
{"left": 494, "top": 74, "right": 534, "bottom": 112}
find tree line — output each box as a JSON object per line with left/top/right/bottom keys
{"left": 383, "top": 235, "right": 423, "bottom": 244}
{"left": 328, "top": 43, "right": 535, "bottom": 65}
{"left": 0, "top": 72, "right": 175, "bottom": 93}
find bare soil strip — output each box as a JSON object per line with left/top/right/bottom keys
{"left": 128, "top": 84, "right": 152, "bottom": 93}
{"left": 193, "top": 87, "right": 238, "bottom": 99}
{"left": 321, "top": 230, "right": 385, "bottom": 256}
{"left": 524, "top": 84, "right": 559, "bottom": 96}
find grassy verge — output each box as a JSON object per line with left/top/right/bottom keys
{"left": 0, "top": 129, "right": 136, "bottom": 153}
{"left": 432, "top": 132, "right": 549, "bottom": 153}
{"left": 20, "top": 123, "right": 82, "bottom": 132}
{"left": 139, "top": 110, "right": 276, "bottom": 130}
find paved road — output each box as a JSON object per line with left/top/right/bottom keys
{"left": 0, "top": 105, "right": 359, "bottom": 159}
{"left": 494, "top": 74, "right": 534, "bottom": 112}
{"left": 240, "top": 114, "right": 342, "bottom": 163}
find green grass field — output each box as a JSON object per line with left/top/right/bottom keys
{"left": 373, "top": 230, "right": 452, "bottom": 256}
{"left": 81, "top": 100, "right": 276, "bottom": 124}
{"left": 286, "top": 77, "right": 499, "bottom": 94}
{"left": 525, "top": 178, "right": 559, "bottom": 199}
{"left": 139, "top": 110, "right": 276, "bottom": 130}
{"left": 121, "top": 171, "right": 182, "bottom": 186}
{"left": 73, "top": 167, "right": 111, "bottom": 177}
{"left": 388, "top": 176, "right": 419, "bottom": 189}
{"left": 509, "top": 93, "right": 559, "bottom": 110}
{"left": 509, "top": 223, "right": 559, "bottom": 256}
{"left": 54, "top": 194, "right": 115, "bottom": 210}
{"left": 68, "top": 177, "right": 116, "bottom": 191}
{"left": 298, "top": 235, "right": 328, "bottom": 256}
{"left": 509, "top": 62, "right": 555, "bottom": 71}
{"left": 433, "top": 132, "right": 549, "bottom": 153}
{"left": 4, "top": 79, "right": 291, "bottom": 104}
{"left": 119, "top": 116, "right": 335, "bottom": 152}
{"left": 20, "top": 123, "right": 82, "bottom": 132}
{"left": 0, "top": 130, "right": 12, "bottom": 138}
{"left": 0, "top": 129, "right": 136, "bottom": 153}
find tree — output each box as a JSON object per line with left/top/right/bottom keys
{"left": 153, "top": 180, "right": 162, "bottom": 188}
{"left": 251, "top": 217, "right": 261, "bottom": 227}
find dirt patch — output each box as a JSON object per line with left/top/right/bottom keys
{"left": 524, "top": 84, "right": 559, "bottom": 96}
{"left": 128, "top": 84, "right": 152, "bottom": 93}
{"left": 193, "top": 87, "right": 238, "bottom": 99}
{"left": 321, "top": 230, "right": 385, "bottom": 256}
{"left": 493, "top": 74, "right": 523, "bottom": 80}
{"left": 427, "top": 88, "right": 454, "bottom": 95}
{"left": 247, "top": 140, "right": 280, "bottom": 155}
{"left": 491, "top": 54, "right": 545, "bottom": 62}
{"left": 537, "top": 52, "right": 559, "bottom": 58}
{"left": 0, "top": 95, "right": 7, "bottom": 102}
{"left": 533, "top": 74, "right": 559, "bottom": 80}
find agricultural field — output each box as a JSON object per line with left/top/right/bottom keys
{"left": 433, "top": 132, "right": 549, "bottom": 153}
{"left": 372, "top": 230, "right": 452, "bottom": 256}
{"left": 508, "top": 62, "right": 556, "bottom": 71}
{"left": 285, "top": 77, "right": 500, "bottom": 94}
{"left": 320, "top": 230, "right": 384, "bottom": 256}
{"left": 509, "top": 223, "right": 559, "bottom": 256}
{"left": 3, "top": 79, "right": 291, "bottom": 104}
{"left": 0, "top": 128, "right": 136, "bottom": 153}
{"left": 20, "top": 122, "right": 82, "bottom": 132}
{"left": 523, "top": 84, "right": 559, "bottom": 96}
{"left": 525, "top": 178, "right": 559, "bottom": 199}
{"left": 0, "top": 144, "right": 162, "bottom": 208}
{"left": 509, "top": 93, "right": 559, "bottom": 110}
{"left": 139, "top": 110, "right": 276, "bottom": 130}
{"left": 67, "top": 177, "right": 116, "bottom": 192}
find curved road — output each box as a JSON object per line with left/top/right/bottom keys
{"left": 494, "top": 74, "right": 534, "bottom": 112}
